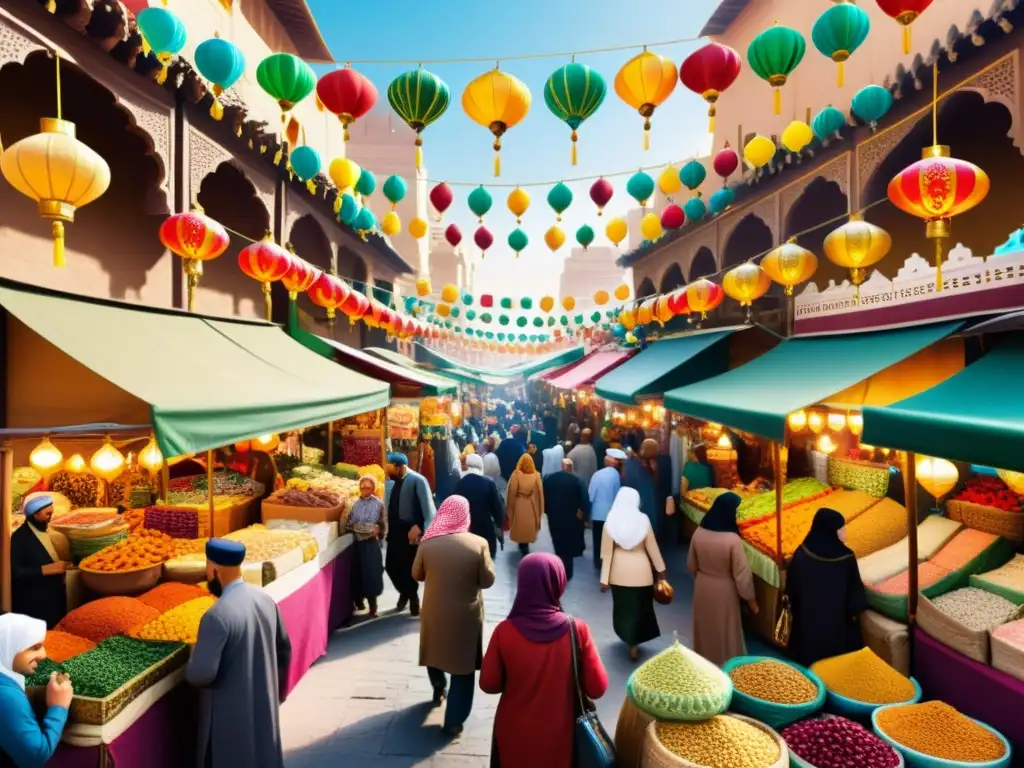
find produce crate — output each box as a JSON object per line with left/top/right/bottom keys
{"left": 946, "top": 500, "right": 1024, "bottom": 545}
{"left": 261, "top": 500, "right": 344, "bottom": 525}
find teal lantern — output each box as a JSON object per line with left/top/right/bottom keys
{"left": 590, "top": 311, "right": 601, "bottom": 323}
{"left": 684, "top": 197, "right": 707, "bottom": 222}
{"left": 560, "top": 315, "right": 569, "bottom": 326}
{"left": 709, "top": 187, "right": 735, "bottom": 215}
{"left": 453, "top": 326, "right": 462, "bottom": 334}
{"left": 444, "top": 320, "right": 452, "bottom": 329}
{"left": 679, "top": 160, "right": 707, "bottom": 193}
{"left": 519, "top": 334, "right": 528, "bottom": 342}
{"left": 500, "top": 297, "right": 514, "bottom": 310}
{"left": 485, "top": 331, "right": 494, "bottom": 340}
{"left": 289, "top": 146, "right": 322, "bottom": 184}
{"left": 352, "top": 207, "right": 376, "bottom": 237}
{"left": 547, "top": 182, "right": 573, "bottom": 221}
{"left": 450, "top": 306, "right": 461, "bottom": 318}
{"left": 499, "top": 315, "right": 510, "bottom": 326}
{"left": 576, "top": 224, "right": 595, "bottom": 251}
{"left": 481, "top": 312, "right": 493, "bottom": 324}
{"left": 574, "top": 314, "right": 584, "bottom": 325}
{"left": 466, "top": 309, "right": 477, "bottom": 321}
{"left": 626, "top": 171, "right": 655, "bottom": 208}
{"left": 338, "top": 193, "right": 360, "bottom": 225}
{"left": 517, "top": 317, "right": 528, "bottom": 328}
{"left": 383, "top": 175, "right": 408, "bottom": 209}
{"left": 746, "top": 23, "right": 806, "bottom": 114}
{"left": 194, "top": 36, "right": 245, "bottom": 120}
{"left": 851, "top": 85, "right": 893, "bottom": 131}
{"left": 547, "top": 316, "right": 556, "bottom": 327}
{"left": 468, "top": 186, "right": 493, "bottom": 222}
{"left": 356, "top": 169, "right": 377, "bottom": 198}
{"left": 137, "top": 7, "right": 187, "bottom": 85}
{"left": 498, "top": 332, "right": 506, "bottom": 341}
{"left": 812, "top": 1, "right": 871, "bottom": 87}
{"left": 508, "top": 228, "right": 529, "bottom": 256}
{"left": 462, "top": 293, "right": 473, "bottom": 306}
{"left": 533, "top": 317, "right": 544, "bottom": 328}
{"left": 544, "top": 62, "right": 607, "bottom": 165}
{"left": 812, "top": 105, "right": 847, "bottom": 144}
{"left": 521, "top": 297, "right": 534, "bottom": 310}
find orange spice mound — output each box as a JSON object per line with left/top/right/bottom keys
{"left": 43, "top": 630, "right": 96, "bottom": 663}
{"left": 138, "top": 582, "right": 209, "bottom": 613}
{"left": 58, "top": 597, "right": 160, "bottom": 644}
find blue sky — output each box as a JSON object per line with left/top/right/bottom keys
{"left": 308, "top": 0, "right": 721, "bottom": 298}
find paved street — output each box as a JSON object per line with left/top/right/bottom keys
{"left": 280, "top": 519, "right": 767, "bottom": 767}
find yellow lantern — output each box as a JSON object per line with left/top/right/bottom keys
{"left": 415, "top": 277, "right": 431, "bottom": 297}
{"left": 614, "top": 283, "right": 631, "bottom": 301}
{"left": 761, "top": 241, "right": 818, "bottom": 296}
{"left": 781, "top": 120, "right": 814, "bottom": 154}
{"left": 328, "top": 157, "right": 361, "bottom": 192}
{"left": 658, "top": 165, "right": 682, "bottom": 200}
{"left": 381, "top": 211, "right": 402, "bottom": 237}
{"left": 640, "top": 212, "right": 663, "bottom": 241}
{"left": 138, "top": 437, "right": 164, "bottom": 474}
{"left": 743, "top": 135, "right": 776, "bottom": 169}
{"left": 562, "top": 296, "right": 576, "bottom": 311}
{"left": 437, "top": 303, "right": 452, "bottom": 317}
{"left": 808, "top": 411, "right": 825, "bottom": 434}
{"left": 654, "top": 295, "right": 674, "bottom": 324}
{"left": 916, "top": 455, "right": 959, "bottom": 500}
{"left": 614, "top": 50, "right": 678, "bottom": 150}
{"left": 637, "top": 299, "right": 655, "bottom": 325}
{"left": 64, "top": 453, "right": 87, "bottom": 474}
{"left": 462, "top": 68, "right": 531, "bottom": 176}
{"left": 408, "top": 217, "right": 429, "bottom": 239}
{"left": 997, "top": 469, "right": 1024, "bottom": 495}
{"left": 823, "top": 214, "right": 892, "bottom": 302}
{"left": 507, "top": 187, "right": 530, "bottom": 224}
{"left": 540, "top": 296, "right": 555, "bottom": 313}
{"left": 594, "top": 290, "right": 610, "bottom": 305}
{"left": 545, "top": 225, "right": 566, "bottom": 252}
{"left": 717, "top": 433, "right": 733, "bottom": 449}
{"left": 441, "top": 284, "right": 459, "bottom": 303}
{"left": 722, "top": 263, "right": 771, "bottom": 309}
{"left": 827, "top": 412, "right": 847, "bottom": 432}
{"left": 848, "top": 413, "right": 864, "bottom": 436}
{"left": 619, "top": 307, "right": 637, "bottom": 330}
{"left": 606, "top": 217, "right": 628, "bottom": 248}
{"left": 29, "top": 438, "right": 63, "bottom": 480}
{"left": 817, "top": 435, "right": 838, "bottom": 454}
{"left": 787, "top": 410, "right": 807, "bottom": 432}
{"left": 1, "top": 116, "right": 111, "bottom": 268}
{"left": 254, "top": 434, "right": 280, "bottom": 452}
{"left": 90, "top": 438, "right": 126, "bottom": 482}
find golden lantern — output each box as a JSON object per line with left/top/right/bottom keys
{"left": 787, "top": 410, "right": 807, "bottom": 432}
{"left": 64, "top": 453, "right": 87, "bottom": 474}
{"left": 817, "top": 435, "right": 838, "bottom": 454}
{"left": 827, "top": 412, "right": 847, "bottom": 432}
{"left": 637, "top": 299, "right": 655, "bottom": 326}
{"left": 416, "top": 277, "right": 431, "bottom": 297}
{"left": 462, "top": 67, "right": 532, "bottom": 176}
{"left": 0, "top": 58, "right": 111, "bottom": 268}
{"left": 138, "top": 437, "right": 164, "bottom": 474}
{"left": 848, "top": 413, "right": 864, "bottom": 436}
{"left": 654, "top": 295, "right": 675, "bottom": 325}
{"left": 614, "top": 283, "right": 631, "bottom": 301}
{"left": 823, "top": 214, "right": 892, "bottom": 302}
{"left": 761, "top": 241, "right": 818, "bottom": 296}
{"left": 997, "top": 469, "right": 1024, "bottom": 495}
{"left": 507, "top": 187, "right": 530, "bottom": 224}
{"left": 29, "top": 438, "right": 63, "bottom": 480}
{"left": 408, "top": 217, "right": 429, "bottom": 239}
{"left": 619, "top": 307, "right": 637, "bottom": 331}
{"left": 722, "top": 263, "right": 771, "bottom": 320}
{"left": 640, "top": 212, "right": 663, "bottom": 241}
{"left": 717, "top": 434, "right": 733, "bottom": 449}
{"left": 254, "top": 434, "right": 281, "bottom": 452}
{"left": 594, "top": 290, "right": 610, "bottom": 305}
{"left": 441, "top": 284, "right": 459, "bottom": 303}
{"left": 807, "top": 411, "right": 825, "bottom": 434}
{"left": 90, "top": 438, "right": 126, "bottom": 482}
{"left": 614, "top": 49, "right": 678, "bottom": 150}
{"left": 562, "top": 296, "right": 576, "bottom": 311}
{"left": 329, "top": 158, "right": 361, "bottom": 192}
{"left": 916, "top": 455, "right": 959, "bottom": 501}
{"left": 540, "top": 296, "right": 555, "bottom": 313}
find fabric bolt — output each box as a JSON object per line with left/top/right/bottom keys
{"left": 687, "top": 527, "right": 755, "bottom": 666}
{"left": 588, "top": 466, "right": 621, "bottom": 523}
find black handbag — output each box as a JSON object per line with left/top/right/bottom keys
{"left": 568, "top": 617, "right": 616, "bottom": 768}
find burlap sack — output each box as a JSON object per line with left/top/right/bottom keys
{"left": 615, "top": 695, "right": 656, "bottom": 768}
{"left": 916, "top": 593, "right": 990, "bottom": 664}
{"left": 860, "top": 609, "right": 910, "bottom": 676}
{"left": 640, "top": 717, "right": 789, "bottom": 768}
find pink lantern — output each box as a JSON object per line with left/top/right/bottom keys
{"left": 661, "top": 203, "right": 685, "bottom": 230}
{"left": 589, "top": 178, "right": 614, "bottom": 215}
{"left": 430, "top": 182, "right": 453, "bottom": 221}
{"left": 445, "top": 223, "right": 462, "bottom": 248}
{"left": 474, "top": 226, "right": 494, "bottom": 256}
{"left": 713, "top": 143, "right": 740, "bottom": 180}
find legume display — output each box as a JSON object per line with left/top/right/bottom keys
{"left": 25, "top": 637, "right": 183, "bottom": 698}
{"left": 630, "top": 641, "right": 732, "bottom": 720}
{"left": 810, "top": 648, "right": 916, "bottom": 705}
{"left": 782, "top": 716, "right": 900, "bottom": 768}
{"left": 875, "top": 701, "right": 1006, "bottom": 763}
{"left": 729, "top": 660, "right": 817, "bottom": 705}
{"left": 931, "top": 587, "right": 1020, "bottom": 632}
{"left": 654, "top": 716, "right": 780, "bottom": 768}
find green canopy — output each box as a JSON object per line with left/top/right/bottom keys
{"left": 594, "top": 329, "right": 737, "bottom": 405}
{"left": 664, "top": 322, "right": 960, "bottom": 441}
{"left": 413, "top": 342, "right": 585, "bottom": 379}
{"left": 367, "top": 347, "right": 510, "bottom": 387}
{"left": 863, "top": 334, "right": 1024, "bottom": 471}
{"left": 0, "top": 281, "right": 389, "bottom": 457}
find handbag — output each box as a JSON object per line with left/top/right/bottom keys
{"left": 774, "top": 594, "right": 792, "bottom": 648}
{"left": 568, "top": 617, "right": 616, "bottom": 768}
{"left": 653, "top": 577, "right": 675, "bottom": 606}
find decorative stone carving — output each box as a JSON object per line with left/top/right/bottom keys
{"left": 116, "top": 93, "right": 172, "bottom": 209}
{"left": 188, "top": 127, "right": 233, "bottom": 205}
{"left": 0, "top": 20, "right": 41, "bottom": 68}
{"left": 960, "top": 52, "right": 1020, "bottom": 147}
{"left": 857, "top": 119, "right": 919, "bottom": 196}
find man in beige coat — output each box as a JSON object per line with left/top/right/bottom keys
{"left": 413, "top": 495, "right": 495, "bottom": 737}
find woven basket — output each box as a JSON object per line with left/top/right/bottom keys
{"left": 991, "top": 634, "right": 1024, "bottom": 684}
{"left": 68, "top": 529, "right": 128, "bottom": 563}
{"left": 640, "top": 716, "right": 789, "bottom": 768}
{"left": 615, "top": 695, "right": 656, "bottom": 768}
{"left": 946, "top": 500, "right": 1024, "bottom": 545}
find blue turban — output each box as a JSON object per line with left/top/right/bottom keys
{"left": 387, "top": 452, "right": 408, "bottom": 466}
{"left": 23, "top": 496, "right": 54, "bottom": 517}
{"left": 206, "top": 538, "right": 246, "bottom": 566}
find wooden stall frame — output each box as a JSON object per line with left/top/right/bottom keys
{"left": 1, "top": 443, "right": 12, "bottom": 613}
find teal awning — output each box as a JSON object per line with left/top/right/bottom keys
{"left": 664, "top": 322, "right": 960, "bottom": 441}
{"left": 863, "top": 334, "right": 1024, "bottom": 471}
{"left": 413, "top": 342, "right": 585, "bottom": 379}
{"left": 595, "top": 328, "right": 736, "bottom": 405}
{"left": 367, "top": 347, "right": 510, "bottom": 387}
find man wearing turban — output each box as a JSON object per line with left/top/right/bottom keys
{"left": 384, "top": 453, "right": 436, "bottom": 616}
{"left": 11, "top": 496, "right": 68, "bottom": 628}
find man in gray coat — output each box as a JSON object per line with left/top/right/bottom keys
{"left": 187, "top": 539, "right": 292, "bottom": 768}
{"left": 384, "top": 452, "right": 436, "bottom": 615}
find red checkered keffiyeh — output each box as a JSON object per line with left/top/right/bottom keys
{"left": 422, "top": 495, "right": 471, "bottom": 542}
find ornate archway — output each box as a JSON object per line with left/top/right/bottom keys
{"left": 660, "top": 263, "right": 686, "bottom": 293}
{"left": 287, "top": 214, "right": 334, "bottom": 332}
{"left": 689, "top": 247, "right": 716, "bottom": 281}
{"left": 336, "top": 246, "right": 369, "bottom": 347}
{"left": 721, "top": 214, "right": 773, "bottom": 270}
{"left": 785, "top": 177, "right": 849, "bottom": 287}
{"left": 636, "top": 276, "right": 656, "bottom": 299}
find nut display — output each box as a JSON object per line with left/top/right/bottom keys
{"left": 654, "top": 716, "right": 780, "bottom": 768}
{"left": 875, "top": 701, "right": 1006, "bottom": 763}
{"left": 931, "top": 587, "right": 1020, "bottom": 632}
{"left": 782, "top": 716, "right": 900, "bottom": 768}
{"left": 131, "top": 596, "right": 216, "bottom": 644}
{"left": 266, "top": 487, "right": 342, "bottom": 508}
{"left": 811, "top": 647, "right": 916, "bottom": 705}
{"left": 729, "top": 660, "right": 817, "bottom": 705}
{"left": 50, "top": 470, "right": 102, "bottom": 509}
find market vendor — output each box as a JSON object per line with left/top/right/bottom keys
{"left": 384, "top": 453, "right": 436, "bottom": 616}
{"left": 11, "top": 496, "right": 69, "bottom": 629}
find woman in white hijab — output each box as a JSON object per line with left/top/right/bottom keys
{"left": 0, "top": 613, "right": 73, "bottom": 767}
{"left": 540, "top": 443, "right": 565, "bottom": 478}
{"left": 464, "top": 454, "right": 484, "bottom": 477}
{"left": 599, "top": 488, "right": 667, "bottom": 660}
{"left": 482, "top": 454, "right": 507, "bottom": 504}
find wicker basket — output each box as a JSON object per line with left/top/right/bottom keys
{"left": 640, "top": 716, "right": 789, "bottom": 768}
{"left": 80, "top": 563, "right": 163, "bottom": 596}
{"left": 68, "top": 528, "right": 129, "bottom": 563}
{"left": 615, "top": 695, "right": 656, "bottom": 768}
{"left": 946, "top": 500, "right": 1024, "bottom": 545}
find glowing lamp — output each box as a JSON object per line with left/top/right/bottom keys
{"left": 30, "top": 438, "right": 63, "bottom": 480}
{"left": 90, "top": 438, "right": 126, "bottom": 482}
{"left": 916, "top": 455, "right": 959, "bottom": 500}
{"left": 138, "top": 437, "right": 164, "bottom": 474}
{"left": 717, "top": 434, "right": 733, "bottom": 449}
{"left": 817, "top": 435, "right": 838, "bottom": 455}
{"left": 64, "top": 454, "right": 87, "bottom": 473}
{"left": 823, "top": 214, "right": 892, "bottom": 303}
{"left": 848, "top": 413, "right": 864, "bottom": 436}
{"left": 827, "top": 412, "right": 847, "bottom": 432}
{"left": 807, "top": 411, "right": 825, "bottom": 434}
{"left": 787, "top": 410, "right": 808, "bottom": 432}
{"left": 254, "top": 434, "right": 280, "bottom": 452}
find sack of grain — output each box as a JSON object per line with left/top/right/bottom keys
{"left": 615, "top": 695, "right": 656, "bottom": 768}
{"left": 860, "top": 610, "right": 910, "bottom": 677}
{"left": 916, "top": 589, "right": 1022, "bottom": 664}
{"left": 991, "top": 624, "right": 1024, "bottom": 683}
{"left": 640, "top": 716, "right": 789, "bottom": 768}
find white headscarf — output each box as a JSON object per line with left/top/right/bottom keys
{"left": 465, "top": 454, "right": 484, "bottom": 475}
{"left": 0, "top": 613, "right": 46, "bottom": 689}
{"left": 482, "top": 453, "right": 501, "bottom": 480}
{"left": 604, "top": 487, "right": 651, "bottom": 551}
{"left": 541, "top": 444, "right": 565, "bottom": 477}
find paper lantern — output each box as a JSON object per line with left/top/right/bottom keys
{"left": 876, "top": 0, "right": 934, "bottom": 54}
{"left": 614, "top": 284, "right": 631, "bottom": 301}
{"left": 507, "top": 187, "right": 530, "bottom": 224}
{"left": 812, "top": 1, "right": 871, "bottom": 87}
{"left": 761, "top": 241, "right": 818, "bottom": 296}
{"left": 329, "top": 158, "right": 361, "bottom": 192}
{"left": 808, "top": 411, "right": 825, "bottom": 434}
{"left": 817, "top": 435, "right": 838, "bottom": 455}
{"left": 686, "top": 278, "right": 724, "bottom": 320}
{"left": 65, "top": 454, "right": 86, "bottom": 473}
{"left": 713, "top": 143, "right": 740, "bottom": 180}
{"left": 679, "top": 160, "right": 707, "bottom": 194}
{"left": 281, "top": 252, "right": 320, "bottom": 302}
{"left": 627, "top": 171, "right": 656, "bottom": 208}
{"left": 258, "top": 53, "right": 316, "bottom": 123}
{"left": 288, "top": 146, "right": 321, "bottom": 186}
{"left": 540, "top": 296, "right": 555, "bottom": 313}
{"left": 658, "top": 166, "right": 682, "bottom": 200}
{"left": 137, "top": 7, "right": 186, "bottom": 85}
{"left": 547, "top": 182, "right": 574, "bottom": 221}
{"left": 545, "top": 226, "right": 566, "bottom": 252}
{"left": 508, "top": 228, "right": 529, "bottom": 256}
{"left": 382, "top": 175, "right": 408, "bottom": 210}
{"left": 606, "top": 217, "right": 628, "bottom": 247}
{"left": 852, "top": 84, "right": 894, "bottom": 131}
{"left": 812, "top": 105, "right": 847, "bottom": 143}
{"left": 916, "top": 455, "right": 959, "bottom": 500}
{"left": 380, "top": 211, "right": 401, "bottom": 237}
{"left": 683, "top": 197, "right": 707, "bottom": 222}
{"left": 340, "top": 290, "right": 370, "bottom": 324}
{"left": 441, "top": 284, "right": 459, "bottom": 304}
{"left": 352, "top": 207, "right": 377, "bottom": 238}
{"left": 618, "top": 307, "right": 636, "bottom": 331}
{"left": 468, "top": 186, "right": 493, "bottom": 222}
{"left": 355, "top": 169, "right": 376, "bottom": 199}
{"left": 888, "top": 146, "right": 989, "bottom": 291}
{"left": 387, "top": 67, "right": 449, "bottom": 168}
{"left": 823, "top": 214, "right": 892, "bottom": 301}
{"left": 30, "top": 438, "right": 63, "bottom": 480}
{"left": 307, "top": 271, "right": 349, "bottom": 323}
{"left": 594, "top": 290, "right": 609, "bottom": 305}
{"left": 474, "top": 226, "right": 494, "bottom": 256}
{"left": 462, "top": 68, "right": 531, "bottom": 176}
{"left": 637, "top": 299, "right": 656, "bottom": 326}
{"left": 158, "top": 209, "right": 230, "bottom": 312}
{"left": 679, "top": 41, "right": 742, "bottom": 132}
{"left": 138, "top": 437, "right": 164, "bottom": 474}
{"left": 747, "top": 23, "right": 806, "bottom": 114}
{"left": 445, "top": 224, "right": 463, "bottom": 248}
{"left": 1, "top": 117, "right": 111, "bottom": 268}
{"left": 788, "top": 410, "right": 808, "bottom": 432}
{"left": 709, "top": 188, "right": 735, "bottom": 215}
{"left": 590, "top": 178, "right": 614, "bottom": 215}
{"left": 254, "top": 434, "right": 280, "bottom": 452}
{"left": 337, "top": 193, "right": 359, "bottom": 225}
{"left": 562, "top": 296, "right": 576, "bottom": 311}
{"left": 848, "top": 413, "right": 864, "bottom": 436}
{"left": 544, "top": 62, "right": 606, "bottom": 164}
{"left": 781, "top": 120, "right": 814, "bottom": 154}
{"left": 667, "top": 287, "right": 688, "bottom": 316}
{"left": 408, "top": 217, "right": 428, "bottom": 239}
{"left": 744, "top": 135, "right": 776, "bottom": 169}
{"left": 238, "top": 234, "right": 293, "bottom": 321}
{"left": 317, "top": 66, "right": 377, "bottom": 140}
{"left": 640, "top": 213, "right": 663, "bottom": 241}
{"left": 827, "top": 412, "right": 847, "bottom": 432}
{"left": 576, "top": 224, "right": 595, "bottom": 250}
{"left": 415, "top": 277, "right": 431, "bottom": 297}
{"left": 654, "top": 295, "right": 675, "bottom": 325}
{"left": 614, "top": 50, "right": 678, "bottom": 149}
{"left": 429, "top": 182, "right": 453, "bottom": 221}
{"left": 90, "top": 438, "right": 126, "bottom": 483}
{"left": 194, "top": 36, "right": 245, "bottom": 120}
{"left": 722, "top": 263, "right": 771, "bottom": 309}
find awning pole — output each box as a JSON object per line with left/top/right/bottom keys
{"left": 380, "top": 409, "right": 388, "bottom": 468}
{"left": 902, "top": 451, "right": 920, "bottom": 626}
{"left": 326, "top": 421, "right": 334, "bottom": 467}
{"left": 1, "top": 443, "right": 12, "bottom": 613}
{"left": 206, "top": 449, "right": 215, "bottom": 538}
{"left": 772, "top": 441, "right": 784, "bottom": 570}
{"left": 160, "top": 463, "right": 169, "bottom": 504}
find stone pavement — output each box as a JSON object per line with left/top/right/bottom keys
{"left": 280, "top": 519, "right": 769, "bottom": 767}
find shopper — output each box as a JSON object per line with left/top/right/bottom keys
{"left": 413, "top": 496, "right": 496, "bottom": 737}
{"left": 482, "top": 453, "right": 508, "bottom": 505}
{"left": 481, "top": 553, "right": 608, "bottom": 767}
{"left": 542, "top": 458, "right": 588, "bottom": 581}
{"left": 567, "top": 428, "right": 598, "bottom": 487}
{"left": 384, "top": 452, "right": 436, "bottom": 616}
{"left": 348, "top": 475, "right": 387, "bottom": 617}
{"left": 588, "top": 448, "right": 626, "bottom": 569}
{"left": 622, "top": 439, "right": 674, "bottom": 539}
{"left": 454, "top": 455, "right": 505, "bottom": 559}
{"left": 506, "top": 454, "right": 544, "bottom": 555}
{"left": 680, "top": 443, "right": 714, "bottom": 494}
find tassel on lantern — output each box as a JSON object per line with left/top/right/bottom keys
{"left": 774, "top": 88, "right": 781, "bottom": 114}
{"left": 262, "top": 281, "right": 272, "bottom": 321}
{"left": 934, "top": 238, "right": 944, "bottom": 292}
{"left": 52, "top": 221, "right": 65, "bottom": 268}
{"left": 210, "top": 84, "right": 224, "bottom": 121}
{"left": 904, "top": 26, "right": 912, "bottom": 55}
{"left": 493, "top": 139, "right": 502, "bottom": 177}
{"left": 306, "top": 179, "right": 317, "bottom": 194}
{"left": 46, "top": 0, "right": 55, "bottom": 12}
{"left": 708, "top": 106, "right": 715, "bottom": 134}
{"left": 643, "top": 120, "right": 651, "bottom": 151}
{"left": 415, "top": 137, "right": 423, "bottom": 170}
{"left": 571, "top": 131, "right": 578, "bottom": 165}
{"left": 838, "top": 60, "right": 844, "bottom": 87}
{"left": 333, "top": 195, "right": 342, "bottom": 214}
{"left": 156, "top": 65, "right": 169, "bottom": 86}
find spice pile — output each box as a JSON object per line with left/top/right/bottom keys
{"left": 131, "top": 596, "right": 215, "bottom": 644}
{"left": 843, "top": 498, "right": 910, "bottom": 557}
{"left": 44, "top": 631, "right": 96, "bottom": 664}
{"left": 735, "top": 478, "right": 831, "bottom": 526}
{"left": 729, "top": 660, "right": 817, "bottom": 705}
{"left": 628, "top": 640, "right": 732, "bottom": 720}
{"left": 782, "top": 716, "right": 900, "bottom": 768}
{"left": 267, "top": 486, "right": 342, "bottom": 508}
{"left": 743, "top": 490, "right": 876, "bottom": 559}
{"left": 166, "top": 470, "right": 264, "bottom": 505}
{"left": 931, "top": 587, "right": 1020, "bottom": 631}
{"left": 810, "top": 648, "right": 917, "bottom": 705}
{"left": 875, "top": 701, "right": 1006, "bottom": 763}
{"left": 138, "top": 582, "right": 209, "bottom": 613}
{"left": 79, "top": 529, "right": 174, "bottom": 572}
{"left": 654, "top": 716, "right": 780, "bottom": 768}
{"left": 58, "top": 597, "right": 160, "bottom": 643}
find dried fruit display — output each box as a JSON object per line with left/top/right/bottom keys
{"left": 953, "top": 474, "right": 1023, "bottom": 512}
{"left": 143, "top": 506, "right": 200, "bottom": 539}
{"left": 783, "top": 716, "right": 900, "bottom": 768}
{"left": 50, "top": 470, "right": 102, "bottom": 509}
{"left": 266, "top": 487, "right": 342, "bottom": 508}
{"left": 80, "top": 529, "right": 174, "bottom": 573}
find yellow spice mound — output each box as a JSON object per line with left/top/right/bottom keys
{"left": 811, "top": 647, "right": 916, "bottom": 704}
{"left": 730, "top": 660, "right": 817, "bottom": 705}
{"left": 656, "top": 716, "right": 780, "bottom": 768}
{"left": 131, "top": 596, "right": 216, "bottom": 645}
{"left": 876, "top": 701, "right": 1006, "bottom": 763}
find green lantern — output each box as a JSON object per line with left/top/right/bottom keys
{"left": 450, "top": 306, "right": 461, "bottom": 318}
{"left": 500, "top": 297, "right": 514, "bottom": 310}
{"left": 520, "top": 297, "right": 534, "bottom": 311}
{"left": 533, "top": 317, "right": 544, "bottom": 328}
{"left": 576, "top": 224, "right": 595, "bottom": 251}
{"left": 481, "top": 312, "right": 492, "bottom": 324}
{"left": 468, "top": 186, "right": 493, "bottom": 222}
{"left": 574, "top": 314, "right": 584, "bottom": 325}
{"left": 746, "top": 23, "right": 806, "bottom": 114}
{"left": 466, "top": 309, "right": 477, "bottom": 321}
{"left": 547, "top": 182, "right": 573, "bottom": 221}
{"left": 591, "top": 311, "right": 601, "bottom": 323}
{"left": 626, "top": 171, "right": 655, "bottom": 208}
{"left": 544, "top": 62, "right": 607, "bottom": 165}
{"left": 257, "top": 53, "right": 316, "bottom": 114}
{"left": 356, "top": 169, "right": 377, "bottom": 198}
{"left": 519, "top": 334, "right": 528, "bottom": 342}
{"left": 812, "top": 2, "right": 870, "bottom": 87}
{"left": 508, "top": 228, "right": 529, "bottom": 256}
{"left": 383, "top": 175, "right": 408, "bottom": 209}
{"left": 498, "top": 332, "right": 506, "bottom": 341}
{"left": 560, "top": 315, "right": 569, "bottom": 326}
{"left": 812, "top": 105, "right": 847, "bottom": 144}
{"left": 517, "top": 317, "right": 528, "bottom": 328}
{"left": 547, "top": 316, "right": 556, "bottom": 327}
{"left": 499, "top": 314, "right": 510, "bottom": 326}
{"left": 387, "top": 67, "right": 451, "bottom": 170}
{"left": 679, "top": 160, "right": 706, "bottom": 193}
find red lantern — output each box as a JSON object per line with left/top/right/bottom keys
{"left": 364, "top": 298, "right": 387, "bottom": 328}
{"left": 445, "top": 223, "right": 463, "bottom": 248}
{"left": 430, "top": 182, "right": 453, "bottom": 221}
{"left": 887, "top": 146, "right": 989, "bottom": 291}
{"left": 713, "top": 143, "right": 740, "bottom": 181}
{"left": 480, "top": 294, "right": 494, "bottom": 308}
{"left": 159, "top": 208, "right": 230, "bottom": 312}
{"left": 238, "top": 234, "right": 292, "bottom": 321}
{"left": 316, "top": 68, "right": 378, "bottom": 141}
{"left": 474, "top": 226, "right": 494, "bottom": 256}
{"left": 685, "top": 279, "right": 724, "bottom": 321}
{"left": 280, "top": 254, "right": 320, "bottom": 299}
{"left": 307, "top": 272, "right": 349, "bottom": 323}
{"left": 666, "top": 287, "right": 689, "bottom": 316}
{"left": 680, "top": 42, "right": 743, "bottom": 133}
{"left": 340, "top": 290, "right": 370, "bottom": 324}
{"left": 661, "top": 203, "right": 685, "bottom": 230}
{"left": 876, "top": 0, "right": 934, "bottom": 54}
{"left": 590, "top": 178, "right": 614, "bottom": 215}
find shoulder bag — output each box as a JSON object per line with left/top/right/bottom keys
{"left": 568, "top": 617, "right": 615, "bottom": 768}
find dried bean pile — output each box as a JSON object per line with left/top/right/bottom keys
{"left": 729, "top": 660, "right": 817, "bottom": 705}
{"left": 876, "top": 701, "right": 1006, "bottom": 763}
{"left": 932, "top": 587, "right": 1020, "bottom": 632}
{"left": 782, "top": 716, "right": 900, "bottom": 768}
{"left": 655, "top": 716, "right": 780, "bottom": 768}
{"left": 811, "top": 648, "right": 916, "bottom": 705}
